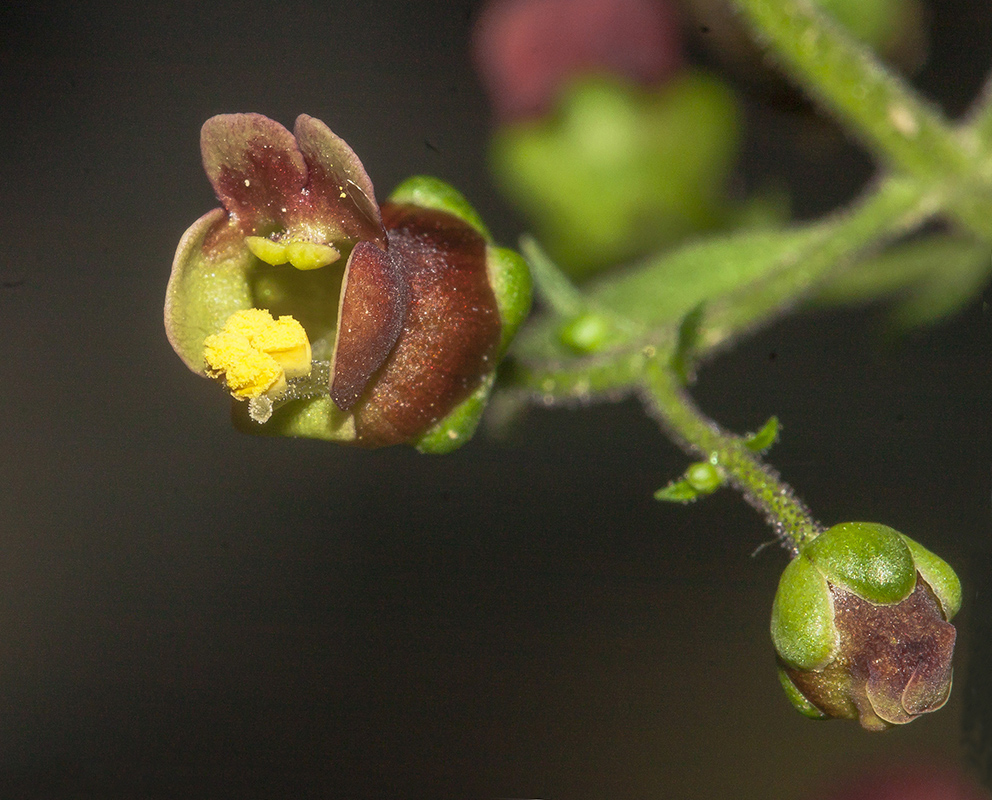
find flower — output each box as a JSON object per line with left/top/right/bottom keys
{"left": 165, "top": 113, "right": 531, "bottom": 451}
{"left": 770, "top": 522, "right": 961, "bottom": 730}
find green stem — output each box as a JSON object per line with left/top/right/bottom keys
{"left": 641, "top": 357, "right": 821, "bottom": 555}
{"left": 702, "top": 173, "right": 936, "bottom": 353}
{"left": 730, "top": 0, "right": 992, "bottom": 239}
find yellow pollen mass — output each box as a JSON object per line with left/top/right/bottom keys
{"left": 203, "top": 309, "right": 312, "bottom": 400}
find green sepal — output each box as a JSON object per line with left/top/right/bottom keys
{"left": 777, "top": 666, "right": 829, "bottom": 719}
{"left": 414, "top": 372, "right": 495, "bottom": 454}
{"left": 771, "top": 556, "right": 838, "bottom": 670}
{"left": 745, "top": 416, "right": 779, "bottom": 452}
{"left": 898, "top": 533, "right": 962, "bottom": 620}
{"left": 389, "top": 175, "right": 493, "bottom": 242}
{"left": 486, "top": 244, "right": 533, "bottom": 355}
{"left": 805, "top": 522, "right": 916, "bottom": 605}
{"left": 654, "top": 480, "right": 702, "bottom": 503}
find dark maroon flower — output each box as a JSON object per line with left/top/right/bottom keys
{"left": 165, "top": 113, "right": 531, "bottom": 450}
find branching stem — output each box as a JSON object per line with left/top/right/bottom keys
{"left": 641, "top": 358, "right": 822, "bottom": 555}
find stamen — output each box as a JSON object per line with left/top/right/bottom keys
{"left": 248, "top": 361, "right": 332, "bottom": 423}
{"left": 285, "top": 241, "right": 340, "bottom": 270}
{"left": 203, "top": 308, "right": 312, "bottom": 402}
{"left": 246, "top": 236, "right": 289, "bottom": 266}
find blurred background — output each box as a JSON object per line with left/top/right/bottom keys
{"left": 1, "top": 0, "right": 991, "bottom": 797}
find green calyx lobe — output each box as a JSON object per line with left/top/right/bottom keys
{"left": 899, "top": 534, "right": 962, "bottom": 620}
{"left": 804, "top": 522, "right": 917, "bottom": 605}
{"left": 771, "top": 556, "right": 838, "bottom": 670}
{"left": 389, "top": 175, "right": 494, "bottom": 242}
{"left": 777, "top": 667, "right": 830, "bottom": 719}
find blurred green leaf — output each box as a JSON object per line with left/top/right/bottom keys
{"left": 745, "top": 416, "right": 780, "bottom": 452}
{"left": 816, "top": 234, "right": 992, "bottom": 327}
{"left": 655, "top": 479, "right": 702, "bottom": 503}
{"left": 671, "top": 303, "right": 705, "bottom": 384}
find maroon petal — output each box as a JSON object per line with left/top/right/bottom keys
{"left": 330, "top": 241, "right": 410, "bottom": 411}
{"left": 201, "top": 113, "right": 308, "bottom": 235}
{"left": 294, "top": 115, "right": 387, "bottom": 249}
{"left": 349, "top": 204, "right": 501, "bottom": 447}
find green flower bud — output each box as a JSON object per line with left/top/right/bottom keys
{"left": 489, "top": 71, "right": 741, "bottom": 278}
{"left": 770, "top": 522, "right": 960, "bottom": 730}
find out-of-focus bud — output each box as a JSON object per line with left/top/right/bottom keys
{"left": 807, "top": 761, "right": 991, "bottom": 800}
{"left": 489, "top": 73, "right": 740, "bottom": 277}
{"left": 770, "top": 522, "right": 961, "bottom": 730}
{"left": 472, "top": 0, "right": 683, "bottom": 122}
{"left": 165, "top": 114, "right": 531, "bottom": 451}
{"left": 473, "top": 0, "right": 741, "bottom": 278}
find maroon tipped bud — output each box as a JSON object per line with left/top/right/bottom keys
{"left": 472, "top": 0, "right": 684, "bottom": 121}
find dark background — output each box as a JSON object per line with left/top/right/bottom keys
{"left": 1, "top": 1, "right": 990, "bottom": 797}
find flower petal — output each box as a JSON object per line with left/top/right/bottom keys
{"left": 349, "top": 204, "right": 502, "bottom": 446}
{"left": 200, "top": 113, "right": 308, "bottom": 235}
{"left": 294, "top": 115, "right": 387, "bottom": 248}
{"left": 330, "top": 241, "right": 410, "bottom": 411}
{"left": 165, "top": 208, "right": 254, "bottom": 373}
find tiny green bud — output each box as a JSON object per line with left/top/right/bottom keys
{"left": 771, "top": 521, "right": 960, "bottom": 730}
{"left": 685, "top": 461, "right": 723, "bottom": 493}
{"left": 559, "top": 312, "right": 613, "bottom": 353}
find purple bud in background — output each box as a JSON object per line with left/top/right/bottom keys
{"left": 472, "top": 0, "right": 684, "bottom": 121}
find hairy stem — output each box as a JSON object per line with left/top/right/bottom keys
{"left": 730, "top": 0, "right": 992, "bottom": 240}
{"left": 641, "top": 357, "right": 821, "bottom": 554}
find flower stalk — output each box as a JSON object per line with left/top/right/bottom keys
{"left": 641, "top": 357, "right": 821, "bottom": 554}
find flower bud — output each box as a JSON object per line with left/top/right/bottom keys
{"left": 165, "top": 114, "right": 531, "bottom": 451}
{"left": 488, "top": 72, "right": 741, "bottom": 278}
{"left": 770, "top": 522, "right": 961, "bottom": 730}
{"left": 472, "top": 0, "right": 683, "bottom": 122}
